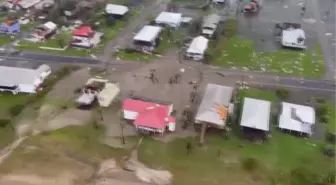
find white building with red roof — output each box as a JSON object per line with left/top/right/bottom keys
{"left": 122, "top": 99, "right": 176, "bottom": 135}
{"left": 70, "top": 26, "right": 103, "bottom": 49}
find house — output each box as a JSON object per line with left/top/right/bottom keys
{"left": 186, "top": 36, "right": 208, "bottom": 60}
{"left": 24, "top": 21, "right": 57, "bottom": 42}
{"left": 70, "top": 26, "right": 103, "bottom": 49}
{"left": 0, "top": 64, "right": 51, "bottom": 94}
{"left": 105, "top": 4, "right": 129, "bottom": 18}
{"left": 122, "top": 98, "right": 176, "bottom": 135}
{"left": 76, "top": 78, "right": 120, "bottom": 108}
{"left": 202, "top": 14, "right": 220, "bottom": 38}
{"left": 18, "top": 0, "right": 41, "bottom": 9}
{"left": 0, "top": 20, "right": 20, "bottom": 35}
{"left": 195, "top": 84, "right": 234, "bottom": 129}
{"left": 240, "top": 98, "right": 271, "bottom": 139}
{"left": 155, "top": 11, "right": 182, "bottom": 28}
{"left": 279, "top": 102, "right": 315, "bottom": 136}
{"left": 133, "top": 25, "right": 162, "bottom": 52}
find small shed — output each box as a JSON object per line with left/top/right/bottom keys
{"left": 105, "top": 4, "right": 129, "bottom": 18}
{"left": 155, "top": 11, "right": 182, "bottom": 28}
{"left": 133, "top": 25, "right": 162, "bottom": 52}
{"left": 186, "top": 36, "right": 208, "bottom": 60}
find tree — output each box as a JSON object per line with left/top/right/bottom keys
{"left": 56, "top": 34, "right": 68, "bottom": 48}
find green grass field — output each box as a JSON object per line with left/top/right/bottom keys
{"left": 138, "top": 88, "right": 335, "bottom": 185}
{"left": 0, "top": 124, "right": 130, "bottom": 175}
{"left": 212, "top": 36, "right": 324, "bottom": 78}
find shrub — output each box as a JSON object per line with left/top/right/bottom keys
{"left": 276, "top": 88, "right": 290, "bottom": 100}
{"left": 325, "top": 132, "right": 336, "bottom": 144}
{"left": 322, "top": 146, "right": 335, "bottom": 157}
{"left": 124, "top": 48, "right": 137, "bottom": 53}
{"left": 74, "top": 87, "right": 82, "bottom": 94}
{"left": 0, "top": 119, "right": 11, "bottom": 127}
{"left": 241, "top": 157, "right": 258, "bottom": 171}
{"left": 316, "top": 105, "right": 328, "bottom": 118}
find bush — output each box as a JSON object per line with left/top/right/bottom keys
{"left": 124, "top": 48, "right": 137, "bottom": 53}
{"left": 316, "top": 105, "right": 328, "bottom": 120}
{"left": 322, "top": 146, "right": 335, "bottom": 157}
{"left": 74, "top": 87, "right": 82, "bottom": 94}
{"left": 325, "top": 132, "right": 336, "bottom": 144}
{"left": 241, "top": 157, "right": 258, "bottom": 171}
{"left": 276, "top": 88, "right": 290, "bottom": 100}
{"left": 0, "top": 119, "right": 11, "bottom": 127}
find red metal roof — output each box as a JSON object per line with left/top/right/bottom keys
{"left": 123, "top": 99, "right": 174, "bottom": 129}
{"left": 123, "top": 99, "right": 155, "bottom": 112}
{"left": 72, "top": 26, "right": 94, "bottom": 37}
{"left": 134, "top": 106, "right": 168, "bottom": 129}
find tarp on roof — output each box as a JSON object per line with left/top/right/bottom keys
{"left": 133, "top": 25, "right": 162, "bottom": 42}
{"left": 195, "top": 84, "right": 233, "bottom": 126}
{"left": 187, "top": 36, "right": 208, "bottom": 54}
{"left": 155, "top": 11, "right": 182, "bottom": 27}
{"left": 72, "top": 26, "right": 94, "bottom": 37}
{"left": 279, "top": 102, "right": 315, "bottom": 135}
{"left": 105, "top": 4, "right": 129, "bottom": 15}
{"left": 240, "top": 98, "right": 271, "bottom": 131}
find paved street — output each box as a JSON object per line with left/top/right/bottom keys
{"left": 312, "top": 0, "right": 336, "bottom": 80}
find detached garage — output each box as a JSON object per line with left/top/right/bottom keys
{"left": 0, "top": 64, "right": 51, "bottom": 94}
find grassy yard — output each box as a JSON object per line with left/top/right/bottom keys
{"left": 138, "top": 88, "right": 335, "bottom": 185}
{"left": 16, "top": 18, "right": 128, "bottom": 57}
{"left": 0, "top": 93, "right": 30, "bottom": 148}
{"left": 0, "top": 36, "right": 12, "bottom": 46}
{"left": 0, "top": 93, "right": 30, "bottom": 118}
{"left": 0, "top": 124, "right": 130, "bottom": 175}
{"left": 211, "top": 36, "right": 324, "bottom": 78}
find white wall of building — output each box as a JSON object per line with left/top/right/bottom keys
{"left": 123, "top": 110, "right": 138, "bottom": 120}
{"left": 18, "top": 84, "right": 36, "bottom": 94}
{"left": 168, "top": 122, "right": 175, "bottom": 131}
